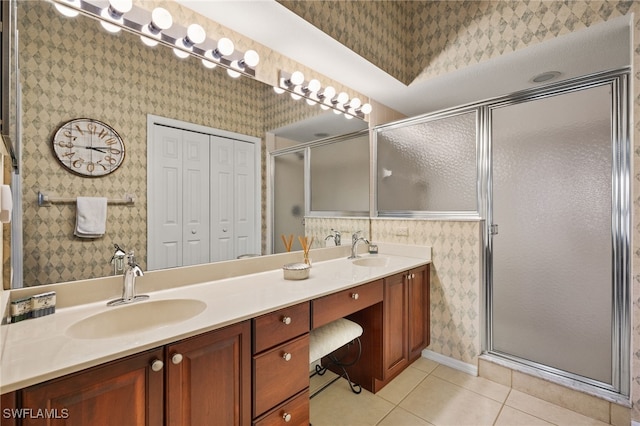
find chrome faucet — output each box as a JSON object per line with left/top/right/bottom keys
{"left": 348, "top": 231, "right": 369, "bottom": 259}
{"left": 325, "top": 228, "right": 341, "bottom": 246}
{"left": 108, "top": 250, "right": 149, "bottom": 306}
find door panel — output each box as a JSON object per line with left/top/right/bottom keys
{"left": 490, "top": 84, "right": 613, "bottom": 385}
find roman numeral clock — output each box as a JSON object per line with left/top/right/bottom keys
{"left": 51, "top": 118, "right": 125, "bottom": 177}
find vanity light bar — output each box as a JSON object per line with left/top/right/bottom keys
{"left": 50, "top": 0, "right": 258, "bottom": 78}
{"left": 277, "top": 71, "right": 372, "bottom": 119}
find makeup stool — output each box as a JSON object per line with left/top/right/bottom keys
{"left": 309, "top": 318, "right": 363, "bottom": 397}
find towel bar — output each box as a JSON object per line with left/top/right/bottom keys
{"left": 38, "top": 191, "right": 136, "bottom": 207}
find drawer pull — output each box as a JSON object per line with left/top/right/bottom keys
{"left": 351, "top": 293, "right": 359, "bottom": 300}
{"left": 282, "top": 316, "right": 292, "bottom": 325}
{"left": 151, "top": 359, "right": 164, "bottom": 372}
{"left": 171, "top": 353, "right": 183, "bottom": 365}
{"left": 282, "top": 352, "right": 292, "bottom": 361}
{"left": 283, "top": 412, "right": 292, "bottom": 422}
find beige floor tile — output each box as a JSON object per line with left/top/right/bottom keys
{"left": 377, "top": 407, "right": 435, "bottom": 426}
{"left": 377, "top": 365, "right": 429, "bottom": 405}
{"left": 506, "top": 390, "right": 610, "bottom": 426}
{"left": 310, "top": 378, "right": 395, "bottom": 426}
{"left": 398, "top": 375, "right": 502, "bottom": 426}
{"left": 310, "top": 369, "right": 340, "bottom": 396}
{"left": 494, "top": 405, "right": 554, "bottom": 426}
{"left": 409, "top": 357, "right": 439, "bottom": 374}
{"left": 432, "top": 365, "right": 511, "bottom": 403}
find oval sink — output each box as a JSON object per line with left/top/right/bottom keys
{"left": 352, "top": 256, "right": 390, "bottom": 268}
{"left": 66, "top": 299, "right": 207, "bottom": 339}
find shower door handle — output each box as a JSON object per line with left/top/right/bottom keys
{"left": 490, "top": 224, "right": 499, "bottom": 235}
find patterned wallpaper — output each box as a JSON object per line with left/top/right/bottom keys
{"left": 18, "top": 1, "right": 323, "bottom": 286}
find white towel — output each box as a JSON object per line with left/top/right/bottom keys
{"left": 74, "top": 197, "right": 107, "bottom": 238}
{"left": 0, "top": 184, "right": 12, "bottom": 223}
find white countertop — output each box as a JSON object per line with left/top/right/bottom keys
{"left": 0, "top": 243, "right": 430, "bottom": 393}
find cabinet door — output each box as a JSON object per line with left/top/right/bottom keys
{"left": 383, "top": 272, "right": 408, "bottom": 380}
{"left": 21, "top": 348, "right": 164, "bottom": 426}
{"left": 166, "top": 321, "right": 251, "bottom": 426}
{"left": 408, "top": 265, "right": 430, "bottom": 360}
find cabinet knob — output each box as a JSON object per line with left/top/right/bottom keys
{"left": 172, "top": 353, "right": 183, "bottom": 365}
{"left": 282, "top": 412, "right": 292, "bottom": 422}
{"left": 282, "top": 316, "right": 292, "bottom": 325}
{"left": 351, "top": 293, "right": 359, "bottom": 300}
{"left": 151, "top": 359, "right": 164, "bottom": 372}
{"left": 282, "top": 352, "right": 292, "bottom": 362}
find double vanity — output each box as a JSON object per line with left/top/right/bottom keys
{"left": 0, "top": 243, "right": 431, "bottom": 425}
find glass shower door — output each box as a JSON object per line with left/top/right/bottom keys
{"left": 490, "top": 84, "right": 614, "bottom": 387}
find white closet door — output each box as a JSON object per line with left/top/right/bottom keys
{"left": 234, "top": 141, "right": 256, "bottom": 257}
{"left": 210, "top": 136, "right": 235, "bottom": 261}
{"left": 149, "top": 125, "right": 183, "bottom": 270}
{"left": 182, "top": 131, "right": 210, "bottom": 266}
{"left": 149, "top": 125, "right": 209, "bottom": 269}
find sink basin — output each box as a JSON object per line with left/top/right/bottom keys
{"left": 66, "top": 299, "right": 207, "bottom": 339}
{"left": 352, "top": 256, "right": 390, "bottom": 268}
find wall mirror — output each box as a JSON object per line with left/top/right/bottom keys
{"left": 10, "top": 1, "right": 368, "bottom": 288}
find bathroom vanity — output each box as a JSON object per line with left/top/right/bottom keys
{"left": 0, "top": 244, "right": 430, "bottom": 425}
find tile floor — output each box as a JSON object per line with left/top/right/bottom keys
{"left": 310, "top": 358, "right": 613, "bottom": 426}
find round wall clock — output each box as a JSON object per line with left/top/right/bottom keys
{"left": 51, "top": 118, "right": 125, "bottom": 177}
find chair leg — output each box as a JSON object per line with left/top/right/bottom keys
{"left": 310, "top": 337, "right": 363, "bottom": 397}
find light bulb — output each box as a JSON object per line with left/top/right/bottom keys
{"left": 306, "top": 99, "right": 316, "bottom": 106}
{"left": 307, "top": 79, "right": 321, "bottom": 93}
{"left": 320, "top": 104, "right": 330, "bottom": 110}
{"left": 241, "top": 50, "right": 260, "bottom": 68}
{"left": 335, "top": 92, "right": 349, "bottom": 105}
{"left": 344, "top": 113, "right": 354, "bottom": 120}
{"left": 140, "top": 8, "right": 172, "bottom": 47}
{"left": 348, "top": 97, "right": 362, "bottom": 109}
{"left": 173, "top": 24, "right": 205, "bottom": 59}
{"left": 202, "top": 50, "right": 218, "bottom": 69}
{"left": 54, "top": 0, "right": 81, "bottom": 17}
{"left": 216, "top": 38, "right": 235, "bottom": 57}
{"left": 227, "top": 68, "right": 241, "bottom": 78}
{"left": 359, "top": 103, "right": 373, "bottom": 114}
{"left": 291, "top": 93, "right": 302, "bottom": 100}
{"left": 332, "top": 108, "right": 342, "bottom": 115}
{"left": 273, "top": 86, "right": 285, "bottom": 94}
{"left": 319, "top": 86, "right": 335, "bottom": 100}
{"left": 100, "top": 0, "right": 132, "bottom": 33}
{"left": 289, "top": 71, "right": 305, "bottom": 86}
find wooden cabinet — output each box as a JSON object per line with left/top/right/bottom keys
{"left": 378, "top": 265, "right": 430, "bottom": 389}
{"left": 347, "top": 265, "right": 430, "bottom": 393}
{"left": 12, "top": 321, "right": 251, "bottom": 426}
{"left": 312, "top": 280, "right": 383, "bottom": 328}
{"left": 166, "top": 321, "right": 251, "bottom": 426}
{"left": 252, "top": 302, "right": 310, "bottom": 425}
{"left": 20, "top": 348, "right": 164, "bottom": 426}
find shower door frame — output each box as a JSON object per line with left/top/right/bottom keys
{"left": 482, "top": 69, "right": 631, "bottom": 401}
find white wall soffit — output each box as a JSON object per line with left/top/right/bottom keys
{"left": 176, "top": 1, "right": 631, "bottom": 117}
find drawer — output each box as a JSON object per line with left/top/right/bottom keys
{"left": 253, "top": 334, "right": 309, "bottom": 418}
{"left": 253, "top": 302, "right": 310, "bottom": 353}
{"left": 253, "top": 389, "right": 309, "bottom": 426}
{"left": 312, "top": 280, "right": 383, "bottom": 328}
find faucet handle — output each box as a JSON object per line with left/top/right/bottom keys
{"left": 111, "top": 243, "right": 126, "bottom": 263}
{"left": 352, "top": 231, "right": 362, "bottom": 242}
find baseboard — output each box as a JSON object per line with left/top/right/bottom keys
{"left": 421, "top": 349, "right": 478, "bottom": 376}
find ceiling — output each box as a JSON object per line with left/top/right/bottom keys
{"left": 176, "top": 0, "right": 631, "bottom": 118}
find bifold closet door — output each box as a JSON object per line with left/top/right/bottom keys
{"left": 148, "top": 125, "right": 210, "bottom": 269}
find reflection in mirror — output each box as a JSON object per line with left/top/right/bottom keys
{"left": 272, "top": 151, "right": 305, "bottom": 254}
{"left": 310, "top": 131, "right": 369, "bottom": 214}
{"left": 15, "top": 1, "right": 366, "bottom": 287}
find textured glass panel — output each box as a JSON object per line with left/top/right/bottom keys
{"left": 377, "top": 111, "right": 476, "bottom": 212}
{"left": 273, "top": 152, "right": 305, "bottom": 253}
{"left": 491, "top": 85, "right": 613, "bottom": 384}
{"left": 310, "top": 134, "right": 369, "bottom": 211}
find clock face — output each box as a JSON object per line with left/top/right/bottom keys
{"left": 52, "top": 118, "right": 125, "bottom": 177}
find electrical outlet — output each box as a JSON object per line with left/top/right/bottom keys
{"left": 395, "top": 226, "right": 409, "bottom": 237}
